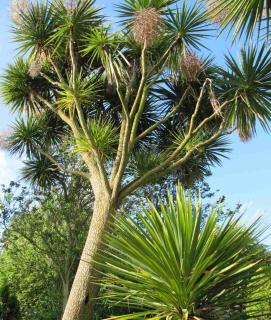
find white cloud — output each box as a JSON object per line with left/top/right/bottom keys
{"left": 0, "top": 150, "right": 21, "bottom": 185}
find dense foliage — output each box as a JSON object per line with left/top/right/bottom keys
{"left": 0, "top": 284, "right": 20, "bottom": 320}
{"left": 0, "top": 176, "right": 92, "bottom": 319}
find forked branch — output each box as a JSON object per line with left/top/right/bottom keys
{"left": 119, "top": 82, "right": 232, "bottom": 199}
{"left": 136, "top": 87, "right": 190, "bottom": 142}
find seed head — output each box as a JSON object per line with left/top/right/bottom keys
{"left": 206, "top": 0, "right": 228, "bottom": 24}
{"left": 10, "top": 0, "right": 29, "bottom": 25}
{"left": 210, "top": 96, "right": 222, "bottom": 115}
{"left": 29, "top": 60, "right": 42, "bottom": 78}
{"left": 63, "top": 0, "right": 79, "bottom": 15}
{"left": 239, "top": 130, "right": 252, "bottom": 142}
{"left": 132, "top": 8, "right": 163, "bottom": 47}
{"left": 180, "top": 53, "right": 203, "bottom": 81}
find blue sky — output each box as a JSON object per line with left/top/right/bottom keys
{"left": 0, "top": 0, "right": 270, "bottom": 229}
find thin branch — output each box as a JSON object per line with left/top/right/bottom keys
{"left": 159, "top": 82, "right": 213, "bottom": 163}
{"left": 69, "top": 34, "right": 77, "bottom": 88}
{"left": 73, "top": 98, "right": 111, "bottom": 190}
{"left": 111, "top": 44, "right": 148, "bottom": 192}
{"left": 169, "top": 126, "right": 225, "bottom": 172}
{"left": 146, "top": 35, "right": 181, "bottom": 87}
{"left": 40, "top": 52, "right": 111, "bottom": 192}
{"left": 116, "top": 83, "right": 128, "bottom": 118}
{"left": 192, "top": 98, "right": 234, "bottom": 134}
{"left": 110, "top": 120, "right": 128, "bottom": 184}
{"left": 36, "top": 94, "right": 72, "bottom": 125}
{"left": 33, "top": 143, "right": 90, "bottom": 180}
{"left": 119, "top": 87, "right": 232, "bottom": 200}
{"left": 111, "top": 36, "right": 185, "bottom": 193}
{"left": 69, "top": 39, "right": 110, "bottom": 187}
{"left": 69, "top": 32, "right": 94, "bottom": 141}
{"left": 40, "top": 72, "right": 62, "bottom": 88}
{"left": 188, "top": 79, "right": 210, "bottom": 135}
{"left": 48, "top": 56, "right": 65, "bottom": 84}
{"left": 130, "top": 43, "right": 148, "bottom": 118}
{"left": 74, "top": 100, "right": 93, "bottom": 142}
{"left": 165, "top": 82, "right": 231, "bottom": 162}
{"left": 129, "top": 86, "right": 148, "bottom": 146}
{"left": 119, "top": 125, "right": 225, "bottom": 200}
{"left": 69, "top": 34, "right": 95, "bottom": 142}
{"left": 136, "top": 87, "right": 190, "bottom": 141}
{"left": 111, "top": 119, "right": 131, "bottom": 198}
{"left": 148, "top": 36, "right": 181, "bottom": 76}
{"left": 68, "top": 36, "right": 97, "bottom": 147}
{"left": 111, "top": 58, "right": 130, "bottom": 119}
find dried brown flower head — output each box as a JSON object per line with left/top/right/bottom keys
{"left": 239, "top": 130, "right": 252, "bottom": 142}
{"left": 29, "top": 60, "right": 42, "bottom": 78}
{"left": 63, "top": 0, "right": 79, "bottom": 15}
{"left": 132, "top": 8, "right": 163, "bottom": 46}
{"left": 180, "top": 53, "right": 203, "bottom": 81}
{"left": 10, "top": 0, "right": 29, "bottom": 24}
{"left": 210, "top": 96, "right": 222, "bottom": 114}
{"left": 206, "top": 0, "right": 228, "bottom": 24}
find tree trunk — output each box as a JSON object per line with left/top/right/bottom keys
{"left": 182, "top": 309, "right": 188, "bottom": 320}
{"left": 62, "top": 277, "right": 70, "bottom": 315}
{"left": 62, "top": 190, "right": 115, "bottom": 320}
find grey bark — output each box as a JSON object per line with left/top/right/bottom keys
{"left": 62, "top": 190, "right": 115, "bottom": 320}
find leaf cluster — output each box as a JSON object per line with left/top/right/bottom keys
{"left": 99, "top": 187, "right": 271, "bottom": 319}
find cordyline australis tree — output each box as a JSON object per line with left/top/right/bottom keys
{"left": 2, "top": 0, "right": 271, "bottom": 319}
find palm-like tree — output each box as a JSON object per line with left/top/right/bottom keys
{"left": 2, "top": 0, "right": 271, "bottom": 319}
{"left": 100, "top": 187, "right": 270, "bottom": 320}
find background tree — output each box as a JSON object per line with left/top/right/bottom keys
{"left": 0, "top": 237, "right": 62, "bottom": 320}
{"left": 0, "top": 176, "right": 92, "bottom": 316}
{"left": 2, "top": 0, "right": 271, "bottom": 319}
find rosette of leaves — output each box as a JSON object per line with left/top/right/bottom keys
{"left": 99, "top": 187, "right": 270, "bottom": 320}
{"left": 73, "top": 118, "right": 119, "bottom": 158}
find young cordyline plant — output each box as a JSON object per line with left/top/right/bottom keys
{"left": 98, "top": 187, "right": 271, "bottom": 320}
{"left": 3, "top": 0, "right": 271, "bottom": 319}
